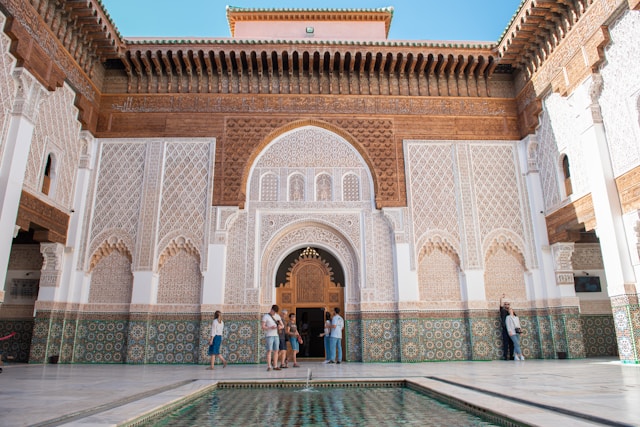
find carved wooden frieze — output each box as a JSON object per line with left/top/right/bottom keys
{"left": 616, "top": 165, "right": 640, "bottom": 214}
{"left": 16, "top": 190, "right": 70, "bottom": 244}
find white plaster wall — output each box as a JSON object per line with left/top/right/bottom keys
{"left": 599, "top": 10, "right": 640, "bottom": 177}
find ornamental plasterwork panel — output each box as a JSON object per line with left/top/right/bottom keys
{"left": 370, "top": 211, "right": 394, "bottom": 302}
{"left": 536, "top": 109, "right": 562, "bottom": 211}
{"left": 256, "top": 126, "right": 363, "bottom": 169}
{"left": 261, "top": 223, "right": 359, "bottom": 305}
{"left": 600, "top": 11, "right": 640, "bottom": 176}
{"left": 158, "top": 142, "right": 211, "bottom": 250}
{"left": 0, "top": 10, "right": 16, "bottom": 158}
{"left": 88, "top": 143, "right": 146, "bottom": 260}
{"left": 25, "top": 83, "right": 81, "bottom": 208}
{"left": 571, "top": 243, "right": 605, "bottom": 270}
{"left": 541, "top": 93, "right": 590, "bottom": 199}
{"left": 471, "top": 143, "right": 525, "bottom": 243}
{"left": 224, "top": 211, "right": 248, "bottom": 306}
{"left": 259, "top": 213, "right": 361, "bottom": 251}
{"left": 405, "top": 141, "right": 461, "bottom": 263}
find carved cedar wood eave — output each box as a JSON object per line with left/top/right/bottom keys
{"left": 506, "top": 0, "right": 619, "bottom": 138}
{"left": 16, "top": 190, "right": 70, "bottom": 245}
{"left": 617, "top": 165, "right": 640, "bottom": 214}
{"left": 0, "top": 0, "right": 124, "bottom": 132}
{"left": 546, "top": 194, "right": 596, "bottom": 245}
{"left": 226, "top": 6, "right": 394, "bottom": 38}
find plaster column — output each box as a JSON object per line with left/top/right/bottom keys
{"left": 383, "top": 208, "right": 419, "bottom": 303}
{"left": 582, "top": 74, "right": 638, "bottom": 363}
{"left": 550, "top": 242, "right": 577, "bottom": 357}
{"left": 519, "top": 136, "right": 564, "bottom": 303}
{"left": 0, "top": 69, "right": 46, "bottom": 299}
{"left": 131, "top": 141, "right": 165, "bottom": 308}
{"left": 60, "top": 131, "right": 98, "bottom": 304}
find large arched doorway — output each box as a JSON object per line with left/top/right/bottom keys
{"left": 275, "top": 247, "right": 344, "bottom": 359}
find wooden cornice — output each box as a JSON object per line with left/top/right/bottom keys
{"left": 108, "top": 44, "right": 499, "bottom": 97}
{"left": 226, "top": 6, "right": 394, "bottom": 38}
{"left": 546, "top": 194, "right": 596, "bottom": 244}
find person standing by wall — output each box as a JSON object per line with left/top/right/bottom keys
{"left": 328, "top": 307, "right": 344, "bottom": 364}
{"left": 500, "top": 294, "right": 514, "bottom": 360}
{"left": 277, "top": 309, "right": 289, "bottom": 369}
{"left": 261, "top": 304, "right": 282, "bottom": 371}
{"left": 321, "top": 310, "right": 332, "bottom": 363}
{"left": 286, "top": 312, "right": 301, "bottom": 367}
{"left": 207, "top": 311, "right": 227, "bottom": 370}
{"left": 505, "top": 306, "right": 525, "bottom": 361}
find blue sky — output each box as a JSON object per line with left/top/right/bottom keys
{"left": 101, "top": 1, "right": 524, "bottom": 42}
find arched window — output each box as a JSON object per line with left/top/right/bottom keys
{"left": 289, "top": 174, "right": 305, "bottom": 201}
{"left": 343, "top": 173, "right": 360, "bottom": 201}
{"left": 561, "top": 154, "right": 572, "bottom": 197}
{"left": 260, "top": 173, "right": 279, "bottom": 201}
{"left": 316, "top": 174, "right": 332, "bottom": 201}
{"left": 42, "top": 154, "right": 54, "bottom": 196}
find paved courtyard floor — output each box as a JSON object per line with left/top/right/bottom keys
{"left": 0, "top": 357, "right": 638, "bottom": 426}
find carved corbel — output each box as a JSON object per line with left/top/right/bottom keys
{"left": 11, "top": 68, "right": 48, "bottom": 123}
{"left": 39, "top": 242, "right": 65, "bottom": 287}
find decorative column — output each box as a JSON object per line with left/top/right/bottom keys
{"left": 127, "top": 141, "right": 164, "bottom": 363}
{"left": 583, "top": 74, "right": 638, "bottom": 363}
{"left": 550, "top": 242, "right": 579, "bottom": 358}
{"left": 30, "top": 242, "right": 65, "bottom": 364}
{"left": 0, "top": 68, "right": 46, "bottom": 298}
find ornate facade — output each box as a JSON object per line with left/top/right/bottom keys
{"left": 0, "top": 0, "right": 638, "bottom": 364}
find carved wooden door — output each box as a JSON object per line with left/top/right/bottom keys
{"left": 277, "top": 255, "right": 343, "bottom": 312}
{"left": 276, "top": 253, "right": 344, "bottom": 358}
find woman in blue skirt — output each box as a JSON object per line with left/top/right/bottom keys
{"left": 207, "top": 310, "right": 227, "bottom": 369}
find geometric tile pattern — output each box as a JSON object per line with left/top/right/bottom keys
{"left": 0, "top": 319, "right": 33, "bottom": 363}
{"left": 581, "top": 315, "right": 618, "bottom": 357}
{"left": 25, "top": 309, "right": 615, "bottom": 364}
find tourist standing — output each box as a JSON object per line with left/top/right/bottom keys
{"left": 321, "top": 310, "right": 332, "bottom": 363}
{"left": 207, "top": 310, "right": 227, "bottom": 370}
{"left": 328, "top": 307, "right": 344, "bottom": 364}
{"left": 505, "top": 306, "right": 525, "bottom": 361}
{"left": 277, "top": 309, "right": 289, "bottom": 369}
{"left": 261, "top": 304, "right": 283, "bottom": 371}
{"left": 286, "top": 312, "right": 301, "bottom": 367}
{"left": 500, "top": 294, "right": 514, "bottom": 360}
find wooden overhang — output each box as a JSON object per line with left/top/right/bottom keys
{"left": 226, "top": 6, "right": 394, "bottom": 39}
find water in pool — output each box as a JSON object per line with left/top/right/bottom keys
{"left": 147, "top": 386, "right": 501, "bottom": 426}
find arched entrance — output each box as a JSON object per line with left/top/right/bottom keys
{"left": 275, "top": 247, "right": 344, "bottom": 359}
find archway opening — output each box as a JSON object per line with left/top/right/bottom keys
{"left": 275, "top": 247, "right": 344, "bottom": 359}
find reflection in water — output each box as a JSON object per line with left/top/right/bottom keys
{"left": 148, "top": 386, "right": 499, "bottom": 427}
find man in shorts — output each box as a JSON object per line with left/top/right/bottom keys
{"left": 261, "top": 305, "right": 282, "bottom": 371}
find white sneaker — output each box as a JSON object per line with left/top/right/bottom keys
{"left": 520, "top": 355, "right": 525, "bottom": 361}
{"left": 323, "top": 360, "right": 330, "bottom": 364}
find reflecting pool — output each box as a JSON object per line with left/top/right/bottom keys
{"left": 143, "top": 384, "right": 502, "bottom": 426}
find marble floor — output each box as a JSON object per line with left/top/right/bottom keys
{"left": 0, "top": 357, "right": 638, "bottom": 426}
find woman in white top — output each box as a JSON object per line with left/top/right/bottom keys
{"left": 207, "top": 310, "right": 227, "bottom": 369}
{"left": 505, "top": 307, "right": 525, "bottom": 361}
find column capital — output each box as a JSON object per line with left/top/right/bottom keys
{"left": 11, "top": 68, "right": 47, "bottom": 123}
{"left": 588, "top": 73, "right": 604, "bottom": 124}
{"left": 39, "top": 242, "right": 65, "bottom": 288}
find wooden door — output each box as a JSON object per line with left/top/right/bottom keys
{"left": 276, "top": 252, "right": 344, "bottom": 358}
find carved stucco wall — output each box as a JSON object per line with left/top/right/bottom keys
{"left": 0, "top": 10, "right": 16, "bottom": 162}
{"left": 406, "top": 140, "right": 533, "bottom": 305}
{"left": 23, "top": 83, "right": 81, "bottom": 209}
{"left": 223, "top": 125, "right": 395, "bottom": 309}
{"left": 600, "top": 10, "right": 640, "bottom": 176}
{"left": 87, "top": 138, "right": 213, "bottom": 300}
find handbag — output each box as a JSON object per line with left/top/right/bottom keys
{"left": 515, "top": 327, "right": 522, "bottom": 334}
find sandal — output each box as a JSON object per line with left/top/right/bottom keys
{"left": 293, "top": 364, "right": 300, "bottom": 367}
